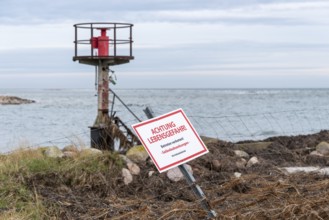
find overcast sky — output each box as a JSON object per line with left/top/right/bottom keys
{"left": 0, "top": 0, "right": 328, "bottom": 88}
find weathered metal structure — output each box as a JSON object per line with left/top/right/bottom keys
{"left": 73, "top": 22, "right": 139, "bottom": 151}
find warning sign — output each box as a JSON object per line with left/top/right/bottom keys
{"left": 132, "top": 108, "right": 209, "bottom": 173}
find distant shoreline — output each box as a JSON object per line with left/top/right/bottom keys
{"left": 0, "top": 96, "right": 35, "bottom": 105}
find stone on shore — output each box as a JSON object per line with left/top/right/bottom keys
{"left": 0, "top": 96, "right": 35, "bottom": 105}
{"left": 122, "top": 168, "right": 133, "bottom": 185}
{"left": 80, "top": 148, "right": 103, "bottom": 156}
{"left": 44, "top": 146, "right": 64, "bottom": 158}
{"left": 246, "top": 156, "right": 259, "bottom": 168}
{"left": 310, "top": 150, "right": 323, "bottom": 157}
{"left": 316, "top": 142, "right": 329, "bottom": 155}
{"left": 126, "top": 145, "right": 149, "bottom": 162}
{"left": 127, "top": 162, "right": 141, "bottom": 175}
{"left": 234, "top": 150, "right": 250, "bottom": 159}
{"left": 236, "top": 158, "right": 247, "bottom": 169}
{"left": 212, "top": 159, "right": 221, "bottom": 170}
{"left": 166, "top": 164, "right": 192, "bottom": 182}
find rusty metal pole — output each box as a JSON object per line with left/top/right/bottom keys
{"left": 90, "top": 61, "right": 113, "bottom": 150}
{"left": 96, "top": 61, "right": 109, "bottom": 122}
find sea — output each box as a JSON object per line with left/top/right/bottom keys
{"left": 1, "top": 88, "right": 329, "bottom": 153}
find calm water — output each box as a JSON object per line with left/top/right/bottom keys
{"left": 1, "top": 88, "right": 329, "bottom": 152}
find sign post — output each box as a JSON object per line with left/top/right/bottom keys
{"left": 133, "top": 108, "right": 217, "bottom": 218}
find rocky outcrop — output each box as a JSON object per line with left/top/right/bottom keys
{"left": 0, "top": 96, "right": 35, "bottom": 105}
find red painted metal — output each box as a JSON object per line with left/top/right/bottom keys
{"left": 97, "top": 28, "right": 109, "bottom": 56}
{"left": 91, "top": 37, "right": 98, "bottom": 48}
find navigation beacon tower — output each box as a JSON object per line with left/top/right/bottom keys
{"left": 73, "top": 22, "right": 134, "bottom": 150}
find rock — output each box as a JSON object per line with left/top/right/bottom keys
{"left": 246, "top": 156, "right": 259, "bottom": 168}
{"left": 234, "top": 172, "right": 242, "bottom": 178}
{"left": 234, "top": 150, "right": 249, "bottom": 159}
{"left": 119, "top": 155, "right": 133, "bottom": 164}
{"left": 281, "top": 167, "right": 329, "bottom": 175}
{"left": 310, "top": 150, "right": 323, "bottom": 157}
{"left": 81, "top": 148, "right": 103, "bottom": 156}
{"left": 212, "top": 159, "right": 221, "bottom": 170}
{"left": 63, "top": 151, "right": 78, "bottom": 158}
{"left": 236, "top": 158, "right": 247, "bottom": 169}
{"left": 122, "top": 168, "right": 133, "bottom": 185}
{"left": 126, "top": 145, "right": 149, "bottom": 162}
{"left": 0, "top": 96, "right": 35, "bottom": 105}
{"left": 234, "top": 142, "right": 272, "bottom": 152}
{"left": 148, "top": 171, "right": 155, "bottom": 177}
{"left": 166, "top": 164, "right": 192, "bottom": 182}
{"left": 316, "top": 142, "right": 329, "bottom": 155}
{"left": 62, "top": 145, "right": 79, "bottom": 153}
{"left": 127, "top": 162, "right": 140, "bottom": 175}
{"left": 200, "top": 136, "right": 220, "bottom": 145}
{"left": 44, "top": 146, "right": 64, "bottom": 158}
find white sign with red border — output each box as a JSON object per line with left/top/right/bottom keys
{"left": 132, "top": 108, "right": 209, "bottom": 173}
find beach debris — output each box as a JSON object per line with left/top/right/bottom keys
{"left": 121, "top": 168, "right": 133, "bottom": 185}
{"left": 315, "top": 141, "right": 329, "bottom": 155}
{"left": 167, "top": 164, "right": 193, "bottom": 182}
{"left": 0, "top": 96, "right": 35, "bottom": 105}
{"left": 236, "top": 158, "right": 247, "bottom": 169}
{"left": 246, "top": 156, "right": 259, "bottom": 168}
{"left": 127, "top": 162, "right": 140, "bottom": 175}
{"left": 234, "top": 150, "right": 250, "bottom": 159}
{"left": 126, "top": 145, "right": 149, "bottom": 162}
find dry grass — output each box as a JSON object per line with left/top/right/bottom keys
{"left": 2, "top": 131, "right": 329, "bottom": 219}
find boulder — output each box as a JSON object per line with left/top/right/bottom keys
{"left": 122, "top": 168, "right": 133, "bottom": 185}
{"left": 234, "top": 150, "right": 250, "bottom": 159}
{"left": 81, "top": 148, "right": 103, "bottom": 156}
{"left": 246, "top": 156, "right": 259, "bottom": 168}
{"left": 127, "top": 162, "right": 140, "bottom": 175}
{"left": 126, "top": 145, "right": 149, "bottom": 162}
{"left": 166, "top": 164, "right": 192, "bottom": 182}
{"left": 316, "top": 142, "right": 329, "bottom": 155}
{"left": 0, "top": 96, "right": 35, "bottom": 105}
{"left": 236, "top": 158, "right": 247, "bottom": 169}
{"left": 44, "top": 146, "right": 64, "bottom": 158}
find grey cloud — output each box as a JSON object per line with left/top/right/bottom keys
{"left": 0, "top": 0, "right": 316, "bottom": 24}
